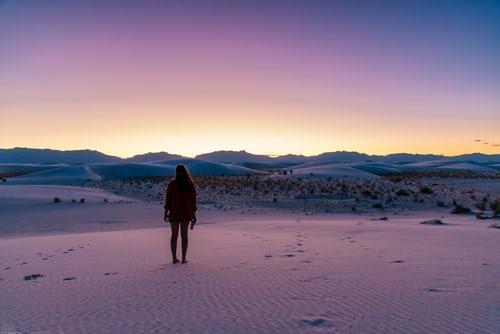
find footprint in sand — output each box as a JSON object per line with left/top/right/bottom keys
{"left": 391, "top": 260, "right": 405, "bottom": 264}
{"left": 42, "top": 258, "right": 48, "bottom": 261}
{"left": 63, "top": 277, "right": 77, "bottom": 281}
{"left": 104, "top": 272, "right": 119, "bottom": 276}
{"left": 285, "top": 254, "right": 296, "bottom": 258}
{"left": 427, "top": 288, "right": 442, "bottom": 293}
{"left": 265, "top": 255, "right": 273, "bottom": 259}
{"left": 24, "top": 274, "right": 43, "bottom": 281}
{"left": 301, "top": 260, "right": 312, "bottom": 263}
{"left": 20, "top": 262, "right": 27, "bottom": 265}
{"left": 297, "top": 250, "right": 304, "bottom": 253}
{"left": 4, "top": 267, "right": 11, "bottom": 270}
{"left": 298, "top": 318, "right": 332, "bottom": 328}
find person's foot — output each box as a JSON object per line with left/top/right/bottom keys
{"left": 173, "top": 258, "right": 180, "bottom": 264}
{"left": 181, "top": 259, "right": 188, "bottom": 264}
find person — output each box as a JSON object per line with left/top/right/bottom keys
{"left": 164, "top": 164, "right": 197, "bottom": 264}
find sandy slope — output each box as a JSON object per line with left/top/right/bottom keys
{"left": 291, "top": 164, "right": 378, "bottom": 179}
{"left": 1, "top": 186, "right": 499, "bottom": 333}
{"left": 5, "top": 165, "right": 102, "bottom": 184}
{"left": 2, "top": 159, "right": 261, "bottom": 185}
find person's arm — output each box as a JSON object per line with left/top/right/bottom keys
{"left": 191, "top": 186, "right": 197, "bottom": 214}
{"left": 190, "top": 186, "right": 197, "bottom": 229}
{"left": 164, "top": 182, "right": 173, "bottom": 222}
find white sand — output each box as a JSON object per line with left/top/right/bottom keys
{"left": 1, "top": 185, "right": 499, "bottom": 333}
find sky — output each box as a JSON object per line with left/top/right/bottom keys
{"left": 1, "top": 0, "right": 499, "bottom": 158}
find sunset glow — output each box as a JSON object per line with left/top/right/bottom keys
{"left": 1, "top": 0, "right": 499, "bottom": 157}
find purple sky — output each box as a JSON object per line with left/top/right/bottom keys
{"left": 1, "top": 0, "right": 499, "bottom": 157}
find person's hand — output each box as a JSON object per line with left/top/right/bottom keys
{"left": 190, "top": 217, "right": 197, "bottom": 230}
{"left": 164, "top": 211, "right": 169, "bottom": 223}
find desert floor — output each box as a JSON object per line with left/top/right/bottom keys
{"left": 1, "top": 185, "right": 499, "bottom": 333}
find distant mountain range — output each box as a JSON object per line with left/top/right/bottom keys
{"left": 0, "top": 148, "right": 121, "bottom": 164}
{"left": 195, "top": 150, "right": 500, "bottom": 165}
{"left": 125, "top": 152, "right": 184, "bottom": 162}
{"left": 1, "top": 147, "right": 499, "bottom": 165}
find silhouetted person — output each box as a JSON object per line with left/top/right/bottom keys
{"left": 164, "top": 164, "right": 197, "bottom": 264}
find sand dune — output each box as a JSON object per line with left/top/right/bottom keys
{"left": 291, "top": 163, "right": 378, "bottom": 179}
{"left": 5, "top": 165, "right": 102, "bottom": 184}
{"left": 406, "top": 160, "right": 453, "bottom": 168}
{"left": 3, "top": 157, "right": 497, "bottom": 186}
{"left": 437, "top": 162, "right": 498, "bottom": 172}
{"left": 0, "top": 163, "right": 65, "bottom": 175}
{"left": 90, "top": 162, "right": 175, "bottom": 179}
{"left": 3, "top": 160, "right": 261, "bottom": 184}
{"left": 151, "top": 158, "right": 262, "bottom": 176}
{"left": 348, "top": 162, "right": 402, "bottom": 175}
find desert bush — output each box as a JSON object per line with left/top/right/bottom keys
{"left": 490, "top": 199, "right": 500, "bottom": 215}
{"left": 80, "top": 198, "right": 85, "bottom": 203}
{"left": 53, "top": 197, "right": 61, "bottom": 203}
{"left": 474, "top": 201, "right": 486, "bottom": 211}
{"left": 419, "top": 186, "right": 434, "bottom": 194}
{"left": 451, "top": 204, "right": 471, "bottom": 214}
{"left": 396, "top": 189, "right": 409, "bottom": 196}
{"left": 361, "top": 190, "right": 372, "bottom": 197}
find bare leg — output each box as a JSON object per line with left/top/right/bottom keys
{"left": 180, "top": 221, "right": 189, "bottom": 263}
{"left": 170, "top": 222, "right": 180, "bottom": 263}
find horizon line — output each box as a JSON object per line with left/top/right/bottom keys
{"left": 2, "top": 146, "right": 499, "bottom": 160}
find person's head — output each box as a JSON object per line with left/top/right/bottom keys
{"left": 175, "top": 164, "right": 195, "bottom": 191}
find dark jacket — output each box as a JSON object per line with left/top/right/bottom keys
{"left": 165, "top": 180, "right": 197, "bottom": 222}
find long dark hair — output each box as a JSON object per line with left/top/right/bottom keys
{"left": 175, "top": 164, "right": 195, "bottom": 192}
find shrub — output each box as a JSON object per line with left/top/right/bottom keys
{"left": 474, "top": 201, "right": 486, "bottom": 211}
{"left": 451, "top": 204, "right": 471, "bottom": 214}
{"left": 490, "top": 199, "right": 500, "bottom": 215}
{"left": 53, "top": 197, "right": 61, "bottom": 203}
{"left": 396, "top": 189, "right": 409, "bottom": 196}
{"left": 80, "top": 198, "right": 85, "bottom": 203}
{"left": 361, "top": 190, "right": 372, "bottom": 197}
{"left": 419, "top": 186, "right": 434, "bottom": 194}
